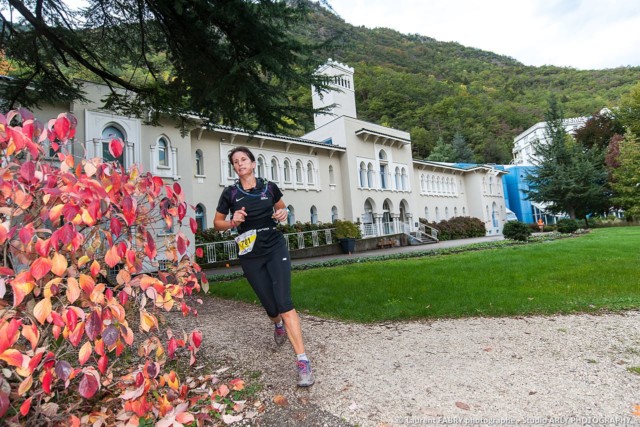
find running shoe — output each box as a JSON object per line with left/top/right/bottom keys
{"left": 296, "top": 359, "right": 315, "bottom": 387}
{"left": 274, "top": 323, "right": 287, "bottom": 346}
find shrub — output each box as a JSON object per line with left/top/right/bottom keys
{"left": 419, "top": 216, "right": 486, "bottom": 241}
{"left": 335, "top": 219, "right": 361, "bottom": 239}
{"left": 502, "top": 220, "right": 532, "bottom": 241}
{"left": 0, "top": 110, "right": 242, "bottom": 425}
{"left": 557, "top": 218, "right": 579, "bottom": 234}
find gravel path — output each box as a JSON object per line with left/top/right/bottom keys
{"left": 169, "top": 297, "right": 640, "bottom": 426}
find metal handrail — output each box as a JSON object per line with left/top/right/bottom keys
{"left": 195, "top": 228, "right": 336, "bottom": 264}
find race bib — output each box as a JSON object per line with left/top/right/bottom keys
{"left": 235, "top": 229, "right": 257, "bottom": 256}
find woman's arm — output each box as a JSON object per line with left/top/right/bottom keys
{"left": 213, "top": 211, "right": 236, "bottom": 231}
{"left": 272, "top": 200, "right": 288, "bottom": 223}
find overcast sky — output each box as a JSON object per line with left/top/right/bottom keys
{"left": 325, "top": 0, "right": 640, "bottom": 70}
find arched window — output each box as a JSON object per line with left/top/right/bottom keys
{"left": 195, "top": 150, "right": 204, "bottom": 175}
{"left": 424, "top": 207, "right": 429, "bottom": 221}
{"left": 401, "top": 168, "right": 408, "bottom": 191}
{"left": 227, "top": 150, "right": 235, "bottom": 178}
{"left": 284, "top": 159, "right": 292, "bottom": 183}
{"left": 307, "top": 161, "right": 314, "bottom": 184}
{"left": 287, "top": 205, "right": 295, "bottom": 225}
{"left": 295, "top": 161, "right": 303, "bottom": 184}
{"left": 367, "top": 163, "right": 374, "bottom": 188}
{"left": 436, "top": 177, "right": 441, "bottom": 193}
{"left": 492, "top": 202, "right": 498, "bottom": 227}
{"left": 256, "top": 157, "right": 265, "bottom": 178}
{"left": 395, "top": 167, "right": 401, "bottom": 190}
{"left": 445, "top": 207, "right": 449, "bottom": 219}
{"left": 310, "top": 206, "right": 318, "bottom": 224}
{"left": 102, "top": 125, "right": 125, "bottom": 165}
{"left": 157, "top": 137, "right": 169, "bottom": 166}
{"left": 483, "top": 177, "right": 487, "bottom": 193}
{"left": 428, "top": 175, "right": 434, "bottom": 192}
{"left": 420, "top": 174, "right": 426, "bottom": 192}
{"left": 195, "top": 204, "right": 205, "bottom": 232}
{"left": 378, "top": 150, "right": 387, "bottom": 160}
{"left": 435, "top": 207, "right": 440, "bottom": 222}
{"left": 463, "top": 207, "right": 466, "bottom": 216}
{"left": 359, "top": 162, "right": 366, "bottom": 187}
{"left": 329, "top": 165, "right": 335, "bottom": 185}
{"left": 271, "top": 157, "right": 279, "bottom": 182}
{"left": 331, "top": 206, "right": 338, "bottom": 223}
{"left": 380, "top": 164, "right": 387, "bottom": 189}
{"left": 489, "top": 176, "right": 494, "bottom": 194}
{"left": 454, "top": 207, "right": 458, "bottom": 217}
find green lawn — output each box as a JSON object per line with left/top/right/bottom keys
{"left": 208, "top": 227, "right": 640, "bottom": 322}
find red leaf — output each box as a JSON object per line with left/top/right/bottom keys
{"left": 54, "top": 115, "right": 70, "bottom": 142}
{"left": 42, "top": 369, "right": 54, "bottom": 394}
{"left": 176, "top": 233, "right": 187, "bottom": 255}
{"left": 0, "top": 390, "right": 9, "bottom": 418}
{"left": 168, "top": 337, "right": 178, "bottom": 359}
{"left": 85, "top": 309, "right": 102, "bottom": 341}
{"left": 19, "top": 397, "right": 32, "bottom": 416}
{"left": 20, "top": 161, "right": 36, "bottom": 182}
{"left": 30, "top": 257, "right": 52, "bottom": 280}
{"left": 109, "top": 138, "right": 124, "bottom": 159}
{"left": 118, "top": 291, "right": 129, "bottom": 306}
{"left": 190, "top": 330, "right": 202, "bottom": 349}
{"left": 19, "top": 224, "right": 35, "bottom": 245}
{"left": 144, "top": 231, "right": 157, "bottom": 260}
{"left": 178, "top": 203, "right": 187, "bottom": 221}
{"left": 110, "top": 217, "right": 122, "bottom": 237}
{"left": 97, "top": 354, "right": 108, "bottom": 375}
{"left": 78, "top": 370, "right": 100, "bottom": 399}
{"left": 189, "top": 217, "right": 198, "bottom": 233}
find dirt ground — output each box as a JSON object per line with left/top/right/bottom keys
{"left": 168, "top": 297, "right": 640, "bottom": 427}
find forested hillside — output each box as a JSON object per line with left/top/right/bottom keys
{"left": 293, "top": 2, "right": 640, "bottom": 163}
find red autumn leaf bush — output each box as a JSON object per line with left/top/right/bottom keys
{"left": 0, "top": 109, "right": 240, "bottom": 425}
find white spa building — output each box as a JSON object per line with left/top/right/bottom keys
{"left": 36, "top": 60, "right": 509, "bottom": 254}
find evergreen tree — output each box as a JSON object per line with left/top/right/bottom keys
{"left": 525, "top": 96, "right": 609, "bottom": 225}
{"left": 611, "top": 133, "right": 640, "bottom": 220}
{"left": 427, "top": 136, "right": 456, "bottom": 162}
{"left": 0, "top": 0, "right": 331, "bottom": 132}
{"left": 451, "top": 131, "right": 475, "bottom": 163}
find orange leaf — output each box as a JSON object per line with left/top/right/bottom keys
{"left": 18, "top": 375, "right": 33, "bottom": 396}
{"left": 21, "top": 323, "right": 40, "bottom": 351}
{"left": 79, "top": 274, "right": 95, "bottom": 295}
{"left": 30, "top": 257, "right": 52, "bottom": 281}
{"left": 33, "top": 297, "right": 52, "bottom": 325}
{"left": 273, "top": 395, "right": 288, "bottom": 406}
{"left": 11, "top": 274, "right": 35, "bottom": 306}
{"left": 229, "top": 378, "right": 245, "bottom": 391}
{"left": 90, "top": 283, "right": 106, "bottom": 304}
{"left": 79, "top": 341, "right": 92, "bottom": 365}
{"left": 66, "top": 277, "right": 81, "bottom": 303}
{"left": 90, "top": 260, "right": 101, "bottom": 277}
{"left": 105, "top": 246, "right": 121, "bottom": 268}
{"left": 140, "top": 311, "right": 157, "bottom": 333}
{"left": 51, "top": 252, "right": 68, "bottom": 276}
{"left": 0, "top": 349, "right": 24, "bottom": 368}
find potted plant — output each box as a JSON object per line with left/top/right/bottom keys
{"left": 335, "top": 219, "right": 361, "bottom": 254}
